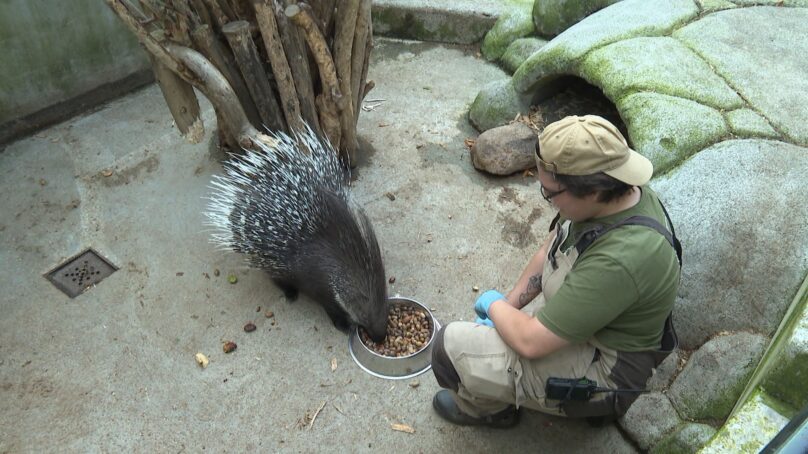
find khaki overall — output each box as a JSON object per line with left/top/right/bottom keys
{"left": 441, "top": 219, "right": 676, "bottom": 419}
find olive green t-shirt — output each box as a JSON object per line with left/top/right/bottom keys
{"left": 536, "top": 187, "right": 680, "bottom": 351}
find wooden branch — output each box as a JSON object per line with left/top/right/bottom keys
{"left": 285, "top": 4, "right": 341, "bottom": 104}
{"left": 149, "top": 54, "right": 204, "bottom": 143}
{"left": 351, "top": 0, "right": 371, "bottom": 122}
{"left": 201, "top": 0, "right": 229, "bottom": 30}
{"left": 316, "top": 94, "right": 342, "bottom": 152}
{"left": 272, "top": 0, "right": 319, "bottom": 134}
{"left": 310, "top": 0, "right": 337, "bottom": 39}
{"left": 254, "top": 0, "right": 305, "bottom": 132}
{"left": 222, "top": 20, "right": 286, "bottom": 132}
{"left": 333, "top": 0, "right": 360, "bottom": 162}
{"left": 191, "top": 23, "right": 262, "bottom": 127}
{"left": 189, "top": 0, "right": 215, "bottom": 29}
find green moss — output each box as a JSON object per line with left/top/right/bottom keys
{"left": 725, "top": 109, "right": 779, "bottom": 140}
{"left": 617, "top": 92, "right": 727, "bottom": 174}
{"left": 501, "top": 37, "right": 548, "bottom": 74}
{"left": 468, "top": 78, "right": 532, "bottom": 132}
{"left": 372, "top": 8, "right": 492, "bottom": 44}
{"left": 481, "top": 6, "right": 535, "bottom": 61}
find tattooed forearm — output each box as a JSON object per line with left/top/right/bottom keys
{"left": 518, "top": 273, "right": 543, "bottom": 307}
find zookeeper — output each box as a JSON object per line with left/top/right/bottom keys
{"left": 431, "top": 115, "right": 681, "bottom": 428}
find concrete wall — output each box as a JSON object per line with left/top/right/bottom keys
{"left": 0, "top": 0, "right": 151, "bottom": 141}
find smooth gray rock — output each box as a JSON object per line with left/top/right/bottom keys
{"left": 532, "top": 0, "right": 621, "bottom": 38}
{"left": 674, "top": 7, "right": 808, "bottom": 145}
{"left": 514, "top": 0, "right": 699, "bottom": 93}
{"left": 471, "top": 122, "right": 538, "bottom": 175}
{"left": 501, "top": 37, "right": 548, "bottom": 74}
{"left": 469, "top": 78, "right": 532, "bottom": 132}
{"left": 668, "top": 332, "right": 768, "bottom": 420}
{"left": 647, "top": 349, "right": 681, "bottom": 392}
{"left": 651, "top": 140, "right": 808, "bottom": 348}
{"left": 619, "top": 392, "right": 681, "bottom": 451}
{"left": 580, "top": 37, "right": 743, "bottom": 110}
{"left": 651, "top": 423, "right": 718, "bottom": 454}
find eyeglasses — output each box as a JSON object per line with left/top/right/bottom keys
{"left": 540, "top": 185, "right": 566, "bottom": 202}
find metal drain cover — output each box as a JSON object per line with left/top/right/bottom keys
{"left": 45, "top": 248, "right": 118, "bottom": 298}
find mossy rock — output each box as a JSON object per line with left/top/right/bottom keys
{"left": 469, "top": 78, "right": 532, "bottom": 132}
{"left": 532, "top": 0, "right": 622, "bottom": 38}
{"left": 481, "top": 6, "right": 535, "bottom": 61}
{"left": 650, "top": 423, "right": 717, "bottom": 454}
{"left": 501, "top": 37, "right": 548, "bottom": 74}
{"left": 726, "top": 109, "right": 779, "bottom": 139}
{"left": 618, "top": 92, "right": 727, "bottom": 175}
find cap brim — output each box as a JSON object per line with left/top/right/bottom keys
{"left": 603, "top": 149, "right": 653, "bottom": 186}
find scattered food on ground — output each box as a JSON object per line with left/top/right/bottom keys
{"left": 391, "top": 423, "right": 415, "bottom": 434}
{"left": 244, "top": 322, "right": 256, "bottom": 332}
{"left": 384, "top": 192, "right": 396, "bottom": 201}
{"left": 472, "top": 286, "right": 479, "bottom": 292}
{"left": 265, "top": 311, "right": 274, "bottom": 318}
{"left": 176, "top": 272, "right": 184, "bottom": 276}
{"left": 408, "top": 380, "right": 420, "bottom": 388}
{"left": 464, "top": 138, "right": 475, "bottom": 149}
{"left": 101, "top": 169, "right": 113, "bottom": 177}
{"left": 214, "top": 269, "right": 220, "bottom": 277}
{"left": 330, "top": 357, "right": 337, "bottom": 372}
{"left": 227, "top": 274, "right": 237, "bottom": 284}
{"left": 388, "top": 276, "right": 396, "bottom": 284}
{"left": 195, "top": 352, "right": 209, "bottom": 368}
{"left": 222, "top": 341, "right": 237, "bottom": 353}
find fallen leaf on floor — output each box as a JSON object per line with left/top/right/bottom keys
{"left": 464, "top": 138, "right": 475, "bottom": 149}
{"left": 391, "top": 423, "right": 415, "bottom": 434}
{"left": 408, "top": 380, "right": 420, "bottom": 388}
{"left": 330, "top": 357, "right": 337, "bottom": 372}
{"left": 101, "top": 169, "right": 113, "bottom": 177}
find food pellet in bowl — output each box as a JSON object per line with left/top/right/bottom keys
{"left": 359, "top": 304, "right": 433, "bottom": 357}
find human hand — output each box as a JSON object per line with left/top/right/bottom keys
{"left": 474, "top": 289, "right": 505, "bottom": 319}
{"left": 475, "top": 316, "right": 495, "bottom": 327}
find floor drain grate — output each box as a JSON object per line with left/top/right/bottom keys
{"left": 45, "top": 248, "right": 118, "bottom": 298}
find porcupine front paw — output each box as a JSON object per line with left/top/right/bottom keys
{"left": 273, "top": 278, "right": 299, "bottom": 302}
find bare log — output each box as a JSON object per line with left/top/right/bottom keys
{"left": 316, "top": 94, "right": 342, "bottom": 152}
{"left": 149, "top": 54, "right": 205, "bottom": 143}
{"left": 191, "top": 23, "right": 262, "bottom": 127}
{"left": 189, "top": 0, "right": 215, "bottom": 29}
{"left": 222, "top": 20, "right": 286, "bottom": 132}
{"left": 351, "top": 0, "right": 371, "bottom": 122}
{"left": 333, "top": 0, "right": 360, "bottom": 162}
{"left": 253, "top": 0, "right": 305, "bottom": 132}
{"left": 286, "top": 3, "right": 344, "bottom": 155}
{"left": 165, "top": 44, "right": 260, "bottom": 145}
{"left": 272, "top": 0, "right": 319, "bottom": 133}
{"left": 310, "top": 0, "right": 337, "bottom": 39}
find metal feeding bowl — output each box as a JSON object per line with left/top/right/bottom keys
{"left": 349, "top": 296, "right": 441, "bottom": 380}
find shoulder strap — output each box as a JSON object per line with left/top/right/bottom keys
{"left": 575, "top": 214, "right": 682, "bottom": 267}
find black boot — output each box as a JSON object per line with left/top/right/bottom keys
{"left": 432, "top": 390, "right": 520, "bottom": 428}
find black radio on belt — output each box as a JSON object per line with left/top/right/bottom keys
{"left": 545, "top": 377, "right": 600, "bottom": 401}
{"left": 546, "top": 377, "right": 648, "bottom": 401}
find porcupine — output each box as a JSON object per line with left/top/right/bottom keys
{"left": 204, "top": 125, "right": 389, "bottom": 342}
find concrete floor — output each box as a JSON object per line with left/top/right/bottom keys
{"left": 0, "top": 39, "right": 636, "bottom": 453}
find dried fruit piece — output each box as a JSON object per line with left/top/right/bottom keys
{"left": 214, "top": 269, "right": 220, "bottom": 277}
{"left": 388, "top": 276, "right": 396, "bottom": 284}
{"left": 330, "top": 357, "right": 337, "bottom": 372}
{"left": 391, "top": 423, "right": 415, "bottom": 434}
{"left": 265, "top": 311, "right": 274, "bottom": 318}
{"left": 222, "top": 341, "right": 237, "bottom": 353}
{"left": 359, "top": 304, "right": 432, "bottom": 357}
{"left": 195, "top": 352, "right": 209, "bottom": 368}
{"left": 227, "top": 274, "right": 238, "bottom": 284}
{"left": 244, "top": 322, "right": 256, "bottom": 332}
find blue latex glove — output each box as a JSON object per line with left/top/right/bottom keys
{"left": 475, "top": 289, "right": 505, "bottom": 319}
{"left": 475, "top": 316, "right": 495, "bottom": 327}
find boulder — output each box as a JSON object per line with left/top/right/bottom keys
{"left": 469, "top": 78, "right": 532, "bottom": 133}
{"left": 651, "top": 423, "right": 718, "bottom": 454}
{"left": 532, "top": 0, "right": 622, "bottom": 38}
{"left": 619, "top": 392, "right": 681, "bottom": 451}
{"left": 481, "top": 6, "right": 535, "bottom": 61}
{"left": 501, "top": 38, "right": 548, "bottom": 74}
{"left": 668, "top": 332, "right": 768, "bottom": 420}
{"left": 470, "top": 122, "right": 537, "bottom": 175}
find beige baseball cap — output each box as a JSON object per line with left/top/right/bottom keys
{"left": 536, "top": 115, "right": 652, "bottom": 186}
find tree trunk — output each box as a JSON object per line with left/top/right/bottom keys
{"left": 104, "top": 0, "right": 373, "bottom": 166}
